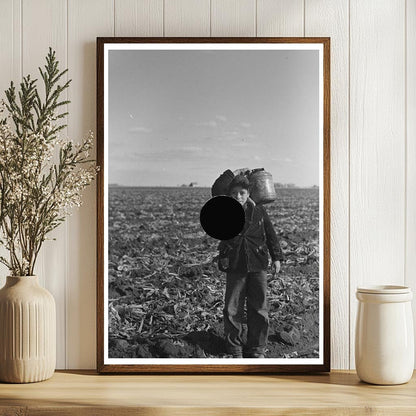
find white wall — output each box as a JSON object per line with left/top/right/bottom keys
{"left": 0, "top": 0, "right": 414, "bottom": 370}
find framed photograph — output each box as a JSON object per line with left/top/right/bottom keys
{"left": 97, "top": 37, "right": 330, "bottom": 373}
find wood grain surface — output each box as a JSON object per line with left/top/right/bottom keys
{"left": 349, "top": 0, "right": 406, "bottom": 369}
{"left": 22, "top": 0, "right": 68, "bottom": 370}
{"left": 0, "top": 0, "right": 21, "bottom": 290}
{"left": 211, "top": 0, "right": 256, "bottom": 37}
{"left": 164, "top": 0, "right": 211, "bottom": 37}
{"left": 305, "top": 0, "right": 349, "bottom": 371}
{"left": 0, "top": 370, "right": 415, "bottom": 415}
{"left": 115, "top": 0, "right": 163, "bottom": 37}
{"left": 406, "top": 0, "right": 416, "bottom": 368}
{"left": 67, "top": 0, "right": 114, "bottom": 370}
{"left": 257, "top": 0, "right": 304, "bottom": 37}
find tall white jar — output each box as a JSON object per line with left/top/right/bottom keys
{"left": 355, "top": 285, "right": 414, "bottom": 385}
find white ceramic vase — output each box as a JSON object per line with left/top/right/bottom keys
{"left": 0, "top": 276, "right": 56, "bottom": 383}
{"left": 355, "top": 285, "right": 414, "bottom": 385}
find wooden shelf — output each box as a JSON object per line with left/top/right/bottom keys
{"left": 0, "top": 370, "right": 415, "bottom": 415}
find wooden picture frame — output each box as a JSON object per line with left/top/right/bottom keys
{"left": 97, "top": 37, "right": 330, "bottom": 374}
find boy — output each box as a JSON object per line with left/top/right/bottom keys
{"left": 218, "top": 174, "right": 284, "bottom": 358}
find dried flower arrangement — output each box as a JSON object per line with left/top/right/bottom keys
{"left": 0, "top": 48, "right": 97, "bottom": 276}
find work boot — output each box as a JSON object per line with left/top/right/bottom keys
{"left": 243, "top": 349, "right": 265, "bottom": 358}
{"left": 228, "top": 347, "right": 243, "bottom": 358}
{"left": 251, "top": 353, "right": 265, "bottom": 358}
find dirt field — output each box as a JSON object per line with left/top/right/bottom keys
{"left": 108, "top": 186, "right": 320, "bottom": 359}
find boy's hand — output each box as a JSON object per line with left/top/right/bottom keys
{"left": 219, "top": 257, "right": 229, "bottom": 270}
{"left": 272, "top": 261, "right": 281, "bottom": 276}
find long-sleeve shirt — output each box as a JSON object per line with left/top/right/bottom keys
{"left": 218, "top": 199, "right": 284, "bottom": 273}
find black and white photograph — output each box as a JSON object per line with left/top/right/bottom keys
{"left": 97, "top": 38, "right": 330, "bottom": 373}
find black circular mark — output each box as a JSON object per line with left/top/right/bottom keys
{"left": 199, "top": 196, "right": 245, "bottom": 240}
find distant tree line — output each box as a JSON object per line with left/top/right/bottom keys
{"left": 274, "top": 183, "right": 319, "bottom": 189}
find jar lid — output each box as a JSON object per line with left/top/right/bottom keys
{"left": 356, "top": 285, "right": 411, "bottom": 294}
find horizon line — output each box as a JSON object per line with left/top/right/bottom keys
{"left": 108, "top": 184, "right": 319, "bottom": 188}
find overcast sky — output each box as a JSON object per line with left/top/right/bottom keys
{"left": 108, "top": 49, "right": 319, "bottom": 187}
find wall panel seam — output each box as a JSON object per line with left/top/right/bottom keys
{"left": 13, "top": 0, "right": 15, "bottom": 75}
{"left": 65, "top": 0, "right": 69, "bottom": 369}
{"left": 404, "top": 0, "right": 407, "bottom": 286}
{"left": 209, "top": 0, "right": 211, "bottom": 37}
{"left": 303, "top": 0, "right": 305, "bottom": 37}
{"left": 20, "top": 0, "right": 23, "bottom": 79}
{"left": 348, "top": 0, "right": 351, "bottom": 370}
